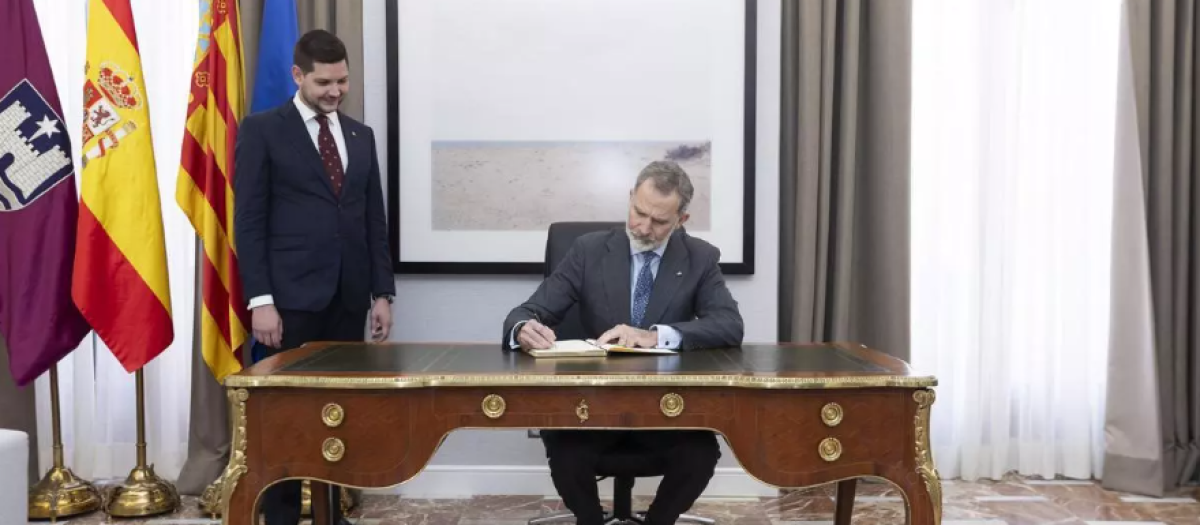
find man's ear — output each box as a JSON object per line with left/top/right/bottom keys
{"left": 291, "top": 65, "right": 304, "bottom": 87}
{"left": 677, "top": 212, "right": 690, "bottom": 227}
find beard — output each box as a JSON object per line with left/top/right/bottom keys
{"left": 626, "top": 225, "right": 665, "bottom": 252}
{"left": 301, "top": 89, "right": 342, "bottom": 113}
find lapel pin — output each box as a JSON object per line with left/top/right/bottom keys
{"left": 676, "top": 271, "right": 683, "bottom": 277}
{"left": 351, "top": 131, "right": 357, "bottom": 137}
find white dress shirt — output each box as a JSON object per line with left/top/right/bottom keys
{"left": 247, "top": 92, "right": 348, "bottom": 310}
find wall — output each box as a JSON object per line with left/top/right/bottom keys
{"left": 361, "top": 0, "right": 781, "bottom": 497}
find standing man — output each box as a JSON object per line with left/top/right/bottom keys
{"left": 234, "top": 29, "right": 395, "bottom": 525}
{"left": 502, "top": 160, "right": 744, "bottom": 525}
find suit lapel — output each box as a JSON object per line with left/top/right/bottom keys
{"left": 602, "top": 231, "right": 632, "bottom": 326}
{"left": 641, "top": 230, "right": 688, "bottom": 327}
{"left": 342, "top": 116, "right": 368, "bottom": 180}
{"left": 280, "top": 104, "right": 337, "bottom": 198}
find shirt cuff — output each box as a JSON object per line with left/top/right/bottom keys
{"left": 248, "top": 295, "right": 274, "bottom": 309}
{"left": 652, "top": 325, "right": 681, "bottom": 349}
{"left": 509, "top": 320, "right": 530, "bottom": 349}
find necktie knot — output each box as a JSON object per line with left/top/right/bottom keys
{"left": 315, "top": 114, "right": 329, "bottom": 128}
{"left": 642, "top": 251, "right": 659, "bottom": 263}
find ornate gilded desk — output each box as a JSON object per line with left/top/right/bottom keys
{"left": 215, "top": 342, "right": 942, "bottom": 525}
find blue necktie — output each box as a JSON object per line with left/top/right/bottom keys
{"left": 631, "top": 251, "right": 658, "bottom": 326}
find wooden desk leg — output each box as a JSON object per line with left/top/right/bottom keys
{"left": 222, "top": 475, "right": 265, "bottom": 525}
{"left": 834, "top": 479, "right": 857, "bottom": 525}
{"left": 904, "top": 388, "right": 944, "bottom": 525}
{"left": 312, "top": 481, "right": 333, "bottom": 525}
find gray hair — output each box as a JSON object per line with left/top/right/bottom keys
{"left": 635, "top": 160, "right": 694, "bottom": 214}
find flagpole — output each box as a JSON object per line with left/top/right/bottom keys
{"left": 28, "top": 364, "right": 102, "bottom": 520}
{"left": 104, "top": 368, "right": 180, "bottom": 517}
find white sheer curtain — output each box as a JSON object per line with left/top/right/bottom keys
{"left": 32, "top": 0, "right": 199, "bottom": 480}
{"left": 911, "top": 0, "right": 1121, "bottom": 480}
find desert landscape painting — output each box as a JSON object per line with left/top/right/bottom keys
{"left": 431, "top": 140, "right": 712, "bottom": 231}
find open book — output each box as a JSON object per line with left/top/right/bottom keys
{"left": 523, "top": 339, "right": 678, "bottom": 358}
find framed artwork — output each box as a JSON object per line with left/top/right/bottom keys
{"left": 385, "top": 0, "right": 756, "bottom": 274}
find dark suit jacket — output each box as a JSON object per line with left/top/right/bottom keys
{"left": 502, "top": 227, "right": 744, "bottom": 351}
{"left": 233, "top": 101, "right": 395, "bottom": 314}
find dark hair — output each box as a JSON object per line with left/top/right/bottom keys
{"left": 635, "top": 160, "right": 694, "bottom": 213}
{"left": 293, "top": 29, "right": 347, "bottom": 73}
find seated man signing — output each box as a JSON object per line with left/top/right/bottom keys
{"left": 501, "top": 160, "right": 744, "bottom": 525}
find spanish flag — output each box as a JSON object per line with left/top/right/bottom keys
{"left": 73, "top": 0, "right": 173, "bottom": 372}
{"left": 176, "top": 0, "right": 248, "bottom": 381}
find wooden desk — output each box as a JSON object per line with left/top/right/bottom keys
{"left": 214, "top": 342, "right": 942, "bottom": 525}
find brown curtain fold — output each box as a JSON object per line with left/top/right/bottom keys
{"left": 0, "top": 336, "right": 40, "bottom": 485}
{"left": 177, "top": 0, "right": 366, "bottom": 495}
{"left": 778, "top": 0, "right": 912, "bottom": 361}
{"left": 1104, "top": 0, "right": 1200, "bottom": 496}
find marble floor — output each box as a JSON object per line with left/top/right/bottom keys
{"left": 30, "top": 476, "right": 1200, "bottom": 525}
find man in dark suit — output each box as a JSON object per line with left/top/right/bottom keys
{"left": 502, "top": 160, "right": 744, "bottom": 525}
{"left": 234, "top": 29, "right": 395, "bottom": 525}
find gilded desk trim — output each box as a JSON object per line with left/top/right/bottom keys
{"left": 914, "top": 389, "right": 943, "bottom": 524}
{"left": 223, "top": 373, "right": 937, "bottom": 390}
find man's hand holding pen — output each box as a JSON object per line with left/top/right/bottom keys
{"left": 517, "top": 313, "right": 557, "bottom": 350}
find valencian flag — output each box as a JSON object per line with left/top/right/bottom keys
{"left": 73, "top": 0, "right": 174, "bottom": 372}
{"left": 0, "top": 0, "right": 92, "bottom": 386}
{"left": 176, "top": 0, "right": 249, "bottom": 381}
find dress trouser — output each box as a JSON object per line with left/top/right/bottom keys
{"left": 260, "top": 287, "right": 365, "bottom": 525}
{"left": 543, "top": 429, "right": 720, "bottom": 525}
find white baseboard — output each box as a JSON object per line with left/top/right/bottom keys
{"left": 368, "top": 465, "right": 778, "bottom": 498}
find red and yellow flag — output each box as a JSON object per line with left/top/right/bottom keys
{"left": 176, "top": 0, "right": 248, "bottom": 381}
{"left": 73, "top": 0, "right": 174, "bottom": 372}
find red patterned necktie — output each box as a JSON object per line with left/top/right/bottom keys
{"left": 315, "top": 114, "right": 344, "bottom": 196}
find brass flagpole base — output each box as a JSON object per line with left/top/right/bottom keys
{"left": 29, "top": 364, "right": 102, "bottom": 519}
{"left": 104, "top": 463, "right": 180, "bottom": 517}
{"left": 106, "top": 369, "right": 179, "bottom": 517}
{"left": 28, "top": 466, "right": 102, "bottom": 519}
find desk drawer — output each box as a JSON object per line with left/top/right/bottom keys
{"left": 433, "top": 387, "right": 736, "bottom": 428}
{"left": 738, "top": 389, "right": 909, "bottom": 472}
{"left": 256, "top": 390, "right": 417, "bottom": 474}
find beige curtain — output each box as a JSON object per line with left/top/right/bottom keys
{"left": 1103, "top": 0, "right": 1200, "bottom": 496}
{"left": 0, "top": 336, "right": 40, "bottom": 485}
{"left": 176, "top": 0, "right": 366, "bottom": 495}
{"left": 778, "top": 0, "right": 912, "bottom": 361}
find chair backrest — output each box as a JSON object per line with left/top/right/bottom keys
{"left": 543, "top": 221, "right": 623, "bottom": 340}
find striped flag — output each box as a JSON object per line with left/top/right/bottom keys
{"left": 73, "top": 0, "right": 173, "bottom": 372}
{"left": 177, "top": 0, "right": 248, "bottom": 380}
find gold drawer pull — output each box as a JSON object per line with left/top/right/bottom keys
{"left": 482, "top": 394, "right": 506, "bottom": 419}
{"left": 576, "top": 399, "right": 589, "bottom": 423}
{"left": 821, "top": 402, "right": 843, "bottom": 427}
{"left": 322, "top": 437, "right": 345, "bottom": 463}
{"left": 660, "top": 393, "right": 684, "bottom": 418}
{"left": 819, "top": 437, "right": 842, "bottom": 462}
{"left": 322, "top": 403, "right": 345, "bottom": 428}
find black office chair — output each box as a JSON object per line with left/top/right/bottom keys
{"left": 528, "top": 222, "right": 713, "bottom": 525}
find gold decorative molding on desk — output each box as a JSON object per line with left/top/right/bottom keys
{"left": 482, "top": 394, "right": 506, "bottom": 419}
{"left": 819, "top": 437, "right": 842, "bottom": 462}
{"left": 821, "top": 402, "right": 844, "bottom": 427}
{"left": 225, "top": 373, "right": 937, "bottom": 390}
{"left": 575, "top": 399, "right": 589, "bottom": 423}
{"left": 914, "top": 389, "right": 943, "bottom": 524}
{"left": 322, "top": 403, "right": 344, "bottom": 428}
{"left": 322, "top": 437, "right": 345, "bottom": 463}
{"left": 660, "top": 393, "right": 684, "bottom": 417}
